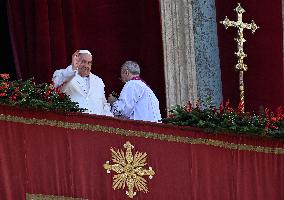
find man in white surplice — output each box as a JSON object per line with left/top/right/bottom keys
{"left": 108, "top": 61, "right": 161, "bottom": 122}
{"left": 52, "top": 50, "right": 113, "bottom": 116}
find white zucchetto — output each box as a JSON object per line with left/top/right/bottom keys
{"left": 79, "top": 50, "right": 92, "bottom": 56}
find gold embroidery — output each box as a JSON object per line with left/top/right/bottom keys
{"left": 103, "top": 141, "right": 155, "bottom": 198}
{"left": 1, "top": 114, "right": 284, "bottom": 154}
{"left": 26, "top": 193, "right": 87, "bottom": 200}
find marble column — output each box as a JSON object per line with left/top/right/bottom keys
{"left": 192, "top": 0, "right": 222, "bottom": 106}
{"left": 160, "top": 0, "right": 222, "bottom": 110}
{"left": 160, "top": 0, "right": 198, "bottom": 109}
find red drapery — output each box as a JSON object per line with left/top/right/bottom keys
{"left": 6, "top": 0, "right": 166, "bottom": 115}
{"left": 0, "top": 1, "right": 15, "bottom": 77}
{"left": 0, "top": 105, "right": 284, "bottom": 200}
{"left": 215, "top": 0, "right": 284, "bottom": 110}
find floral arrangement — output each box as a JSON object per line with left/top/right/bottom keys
{"left": 0, "top": 73, "right": 85, "bottom": 112}
{"left": 162, "top": 98, "right": 284, "bottom": 138}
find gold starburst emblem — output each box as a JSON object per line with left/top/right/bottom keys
{"left": 103, "top": 141, "right": 155, "bottom": 198}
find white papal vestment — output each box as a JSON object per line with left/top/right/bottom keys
{"left": 52, "top": 65, "right": 113, "bottom": 116}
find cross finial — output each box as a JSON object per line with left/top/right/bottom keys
{"left": 220, "top": 3, "right": 259, "bottom": 112}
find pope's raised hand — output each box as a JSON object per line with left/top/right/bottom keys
{"left": 71, "top": 50, "right": 80, "bottom": 71}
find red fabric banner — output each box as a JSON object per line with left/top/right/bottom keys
{"left": 0, "top": 105, "right": 284, "bottom": 199}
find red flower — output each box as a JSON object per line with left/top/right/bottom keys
{"left": 55, "top": 87, "right": 65, "bottom": 100}
{"left": 225, "top": 99, "right": 230, "bottom": 108}
{"left": 45, "top": 90, "right": 51, "bottom": 99}
{"left": 9, "top": 95, "right": 17, "bottom": 100}
{"left": 219, "top": 102, "right": 224, "bottom": 113}
{"left": 184, "top": 101, "right": 193, "bottom": 112}
{"left": 0, "top": 74, "right": 10, "bottom": 80}
{"left": 270, "top": 117, "right": 277, "bottom": 123}
{"left": 0, "top": 82, "right": 9, "bottom": 91}
{"left": 55, "top": 87, "right": 61, "bottom": 95}
{"left": 237, "top": 100, "right": 244, "bottom": 114}
{"left": 2, "top": 82, "right": 9, "bottom": 89}
{"left": 270, "top": 125, "right": 278, "bottom": 129}
{"left": 223, "top": 99, "right": 234, "bottom": 113}
{"left": 227, "top": 107, "right": 234, "bottom": 113}
{"left": 264, "top": 108, "right": 270, "bottom": 117}
{"left": 275, "top": 106, "right": 284, "bottom": 120}
{"left": 0, "top": 93, "right": 6, "bottom": 97}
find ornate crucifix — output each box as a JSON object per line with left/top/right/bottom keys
{"left": 220, "top": 3, "right": 259, "bottom": 112}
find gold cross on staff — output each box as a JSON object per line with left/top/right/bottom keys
{"left": 220, "top": 3, "right": 259, "bottom": 112}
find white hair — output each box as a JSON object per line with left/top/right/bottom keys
{"left": 122, "top": 61, "right": 140, "bottom": 75}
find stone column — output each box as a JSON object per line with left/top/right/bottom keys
{"left": 160, "top": 0, "right": 222, "bottom": 110}
{"left": 160, "top": 0, "right": 198, "bottom": 109}
{"left": 192, "top": 0, "right": 222, "bottom": 106}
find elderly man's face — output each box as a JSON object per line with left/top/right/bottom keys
{"left": 120, "top": 67, "right": 130, "bottom": 83}
{"left": 78, "top": 54, "right": 92, "bottom": 77}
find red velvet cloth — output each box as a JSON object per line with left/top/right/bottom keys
{"left": 6, "top": 0, "right": 166, "bottom": 116}
{"left": 0, "top": 105, "right": 284, "bottom": 200}
{"left": 215, "top": 0, "right": 284, "bottom": 110}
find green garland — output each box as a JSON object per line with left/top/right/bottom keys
{"left": 1, "top": 74, "right": 284, "bottom": 138}
{"left": 162, "top": 98, "right": 284, "bottom": 138}
{"left": 0, "top": 74, "right": 85, "bottom": 113}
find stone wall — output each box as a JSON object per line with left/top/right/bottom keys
{"left": 160, "top": 0, "right": 222, "bottom": 110}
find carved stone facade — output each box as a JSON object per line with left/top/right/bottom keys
{"left": 160, "top": 0, "right": 222, "bottom": 110}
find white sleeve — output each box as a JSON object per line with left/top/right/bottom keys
{"left": 103, "top": 100, "right": 114, "bottom": 117}
{"left": 52, "top": 65, "right": 76, "bottom": 88}
{"left": 111, "top": 82, "right": 144, "bottom": 118}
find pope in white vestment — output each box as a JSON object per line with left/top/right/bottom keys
{"left": 108, "top": 61, "right": 161, "bottom": 122}
{"left": 52, "top": 50, "right": 113, "bottom": 116}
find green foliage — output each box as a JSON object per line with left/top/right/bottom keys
{"left": 162, "top": 98, "right": 284, "bottom": 138}
{"left": 0, "top": 73, "right": 85, "bottom": 113}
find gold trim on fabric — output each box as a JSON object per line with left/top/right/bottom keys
{"left": 103, "top": 141, "right": 155, "bottom": 198}
{"left": 1, "top": 114, "right": 284, "bottom": 155}
{"left": 26, "top": 193, "right": 87, "bottom": 200}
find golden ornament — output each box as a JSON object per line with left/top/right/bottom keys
{"left": 103, "top": 141, "right": 155, "bottom": 198}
